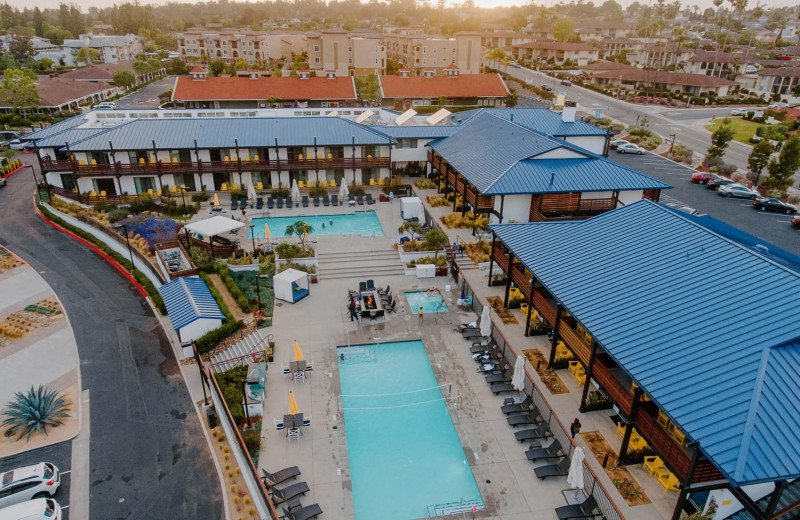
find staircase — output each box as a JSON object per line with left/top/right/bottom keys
{"left": 317, "top": 249, "right": 405, "bottom": 280}
{"left": 210, "top": 329, "right": 271, "bottom": 373}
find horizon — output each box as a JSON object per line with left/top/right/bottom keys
{"left": 4, "top": 0, "right": 800, "bottom": 16}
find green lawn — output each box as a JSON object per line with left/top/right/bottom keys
{"left": 705, "top": 117, "right": 765, "bottom": 144}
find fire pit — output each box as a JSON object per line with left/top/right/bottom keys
{"left": 359, "top": 292, "right": 383, "bottom": 319}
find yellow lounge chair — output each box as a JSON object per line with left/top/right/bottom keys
{"left": 616, "top": 421, "right": 626, "bottom": 437}
{"left": 556, "top": 343, "right": 573, "bottom": 361}
{"left": 150, "top": 157, "right": 156, "bottom": 163}
{"left": 298, "top": 180, "right": 306, "bottom": 189}
{"left": 224, "top": 156, "right": 230, "bottom": 162}
{"left": 520, "top": 303, "right": 529, "bottom": 316}
{"left": 379, "top": 177, "right": 388, "bottom": 186}
{"left": 90, "top": 190, "right": 97, "bottom": 196}
{"left": 657, "top": 410, "right": 670, "bottom": 430}
{"left": 253, "top": 155, "right": 260, "bottom": 161}
{"left": 91, "top": 159, "right": 97, "bottom": 165}
{"left": 672, "top": 429, "right": 688, "bottom": 447}
{"left": 329, "top": 179, "right": 336, "bottom": 188}
{"left": 221, "top": 183, "right": 228, "bottom": 191}
{"left": 657, "top": 471, "right": 680, "bottom": 493}
{"left": 147, "top": 188, "right": 154, "bottom": 197}
{"left": 320, "top": 180, "right": 328, "bottom": 188}
{"left": 138, "top": 158, "right": 145, "bottom": 164}
{"left": 172, "top": 157, "right": 178, "bottom": 163}
{"left": 155, "top": 189, "right": 162, "bottom": 196}
{"left": 170, "top": 184, "right": 178, "bottom": 193}
{"left": 100, "top": 190, "right": 107, "bottom": 197}
{"left": 568, "top": 361, "right": 583, "bottom": 376}
{"left": 643, "top": 456, "right": 665, "bottom": 476}
{"left": 256, "top": 182, "right": 264, "bottom": 190}
{"left": 244, "top": 155, "right": 250, "bottom": 162}
{"left": 575, "top": 371, "right": 586, "bottom": 385}
{"left": 369, "top": 178, "right": 377, "bottom": 186}
{"left": 327, "top": 153, "right": 332, "bottom": 159}
{"left": 298, "top": 154, "right": 304, "bottom": 161}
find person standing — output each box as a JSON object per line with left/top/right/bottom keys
{"left": 418, "top": 306, "right": 424, "bottom": 325}
{"left": 348, "top": 298, "right": 358, "bottom": 322}
{"left": 570, "top": 418, "right": 582, "bottom": 439}
{"left": 388, "top": 191, "right": 394, "bottom": 204}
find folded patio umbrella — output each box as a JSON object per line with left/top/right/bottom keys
{"left": 567, "top": 447, "right": 585, "bottom": 490}
{"left": 480, "top": 305, "right": 492, "bottom": 338}
{"left": 338, "top": 181, "right": 349, "bottom": 200}
{"left": 512, "top": 355, "right": 526, "bottom": 392}
{"left": 291, "top": 179, "right": 301, "bottom": 202}
{"left": 264, "top": 223, "right": 271, "bottom": 239}
{"left": 289, "top": 391, "right": 299, "bottom": 415}
{"left": 248, "top": 182, "right": 258, "bottom": 203}
{"left": 293, "top": 340, "right": 304, "bottom": 362}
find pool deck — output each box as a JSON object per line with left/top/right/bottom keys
{"left": 249, "top": 189, "right": 677, "bottom": 519}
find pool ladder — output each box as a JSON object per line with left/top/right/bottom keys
{"left": 426, "top": 498, "right": 484, "bottom": 518}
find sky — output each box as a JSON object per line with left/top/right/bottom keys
{"left": 5, "top": 0, "right": 800, "bottom": 16}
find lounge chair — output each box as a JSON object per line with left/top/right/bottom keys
{"left": 331, "top": 194, "right": 339, "bottom": 206}
{"left": 526, "top": 440, "right": 564, "bottom": 462}
{"left": 535, "top": 458, "right": 570, "bottom": 480}
{"left": 322, "top": 195, "right": 330, "bottom": 206}
{"left": 284, "top": 503, "right": 323, "bottom": 520}
{"left": 485, "top": 373, "right": 510, "bottom": 384}
{"left": 515, "top": 423, "right": 552, "bottom": 443}
{"left": 473, "top": 351, "right": 496, "bottom": 363}
{"left": 477, "top": 362, "right": 502, "bottom": 374}
{"left": 287, "top": 197, "right": 294, "bottom": 208}
{"left": 276, "top": 198, "right": 284, "bottom": 208}
{"left": 366, "top": 193, "right": 375, "bottom": 204}
{"left": 386, "top": 300, "right": 397, "bottom": 313}
{"left": 261, "top": 466, "right": 301, "bottom": 487}
{"left": 241, "top": 198, "right": 249, "bottom": 208}
{"left": 359, "top": 281, "right": 367, "bottom": 292}
{"left": 501, "top": 395, "right": 533, "bottom": 415}
{"left": 367, "top": 279, "right": 375, "bottom": 291}
{"left": 268, "top": 198, "right": 275, "bottom": 209}
{"left": 356, "top": 194, "right": 364, "bottom": 205}
{"left": 381, "top": 295, "right": 393, "bottom": 307}
{"left": 507, "top": 409, "right": 544, "bottom": 427}
{"left": 555, "top": 495, "right": 599, "bottom": 520}
{"left": 313, "top": 196, "right": 320, "bottom": 207}
{"left": 471, "top": 343, "right": 492, "bottom": 354}
{"left": 270, "top": 481, "right": 309, "bottom": 504}
{"left": 232, "top": 199, "right": 239, "bottom": 210}
{"left": 348, "top": 194, "right": 355, "bottom": 205}
{"left": 462, "top": 330, "right": 486, "bottom": 340}
{"left": 301, "top": 195, "right": 309, "bottom": 207}
{"left": 490, "top": 382, "right": 516, "bottom": 394}
{"left": 256, "top": 197, "right": 264, "bottom": 209}
{"left": 377, "top": 284, "right": 389, "bottom": 296}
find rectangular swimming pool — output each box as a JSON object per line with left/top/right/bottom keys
{"left": 338, "top": 341, "right": 483, "bottom": 520}
{"left": 250, "top": 212, "right": 383, "bottom": 238}
{"left": 405, "top": 290, "right": 449, "bottom": 314}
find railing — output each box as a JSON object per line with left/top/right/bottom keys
{"left": 592, "top": 357, "right": 633, "bottom": 412}
{"left": 532, "top": 289, "right": 557, "bottom": 324}
{"left": 464, "top": 188, "right": 494, "bottom": 210}
{"left": 40, "top": 158, "right": 73, "bottom": 171}
{"left": 426, "top": 498, "right": 484, "bottom": 518}
{"left": 510, "top": 264, "right": 530, "bottom": 295}
{"left": 636, "top": 409, "right": 692, "bottom": 480}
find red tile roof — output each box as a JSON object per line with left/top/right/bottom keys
{"left": 379, "top": 74, "right": 508, "bottom": 99}
{"left": 58, "top": 61, "right": 135, "bottom": 81}
{"left": 172, "top": 76, "right": 357, "bottom": 101}
{"left": 190, "top": 66, "right": 205, "bottom": 73}
{"left": 592, "top": 69, "right": 737, "bottom": 87}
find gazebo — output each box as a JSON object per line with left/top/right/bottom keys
{"left": 183, "top": 216, "right": 246, "bottom": 258}
{"left": 274, "top": 268, "right": 310, "bottom": 304}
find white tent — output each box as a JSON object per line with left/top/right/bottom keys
{"left": 338, "top": 181, "right": 349, "bottom": 201}
{"left": 274, "top": 268, "right": 310, "bottom": 303}
{"left": 184, "top": 216, "right": 246, "bottom": 237}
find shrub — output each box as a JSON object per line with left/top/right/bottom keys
{"left": 415, "top": 179, "right": 437, "bottom": 189}
{"left": 118, "top": 214, "right": 178, "bottom": 250}
{"left": 242, "top": 430, "right": 262, "bottom": 460}
{"left": 107, "top": 208, "right": 131, "bottom": 223}
{"left": 307, "top": 187, "right": 326, "bottom": 198}
{"left": 196, "top": 273, "right": 244, "bottom": 353}
{"left": 213, "top": 365, "right": 248, "bottom": 424}
{"left": 191, "top": 192, "right": 210, "bottom": 202}
{"left": 719, "top": 163, "right": 738, "bottom": 176}
{"left": 349, "top": 186, "right": 365, "bottom": 196}
{"left": 1, "top": 385, "right": 71, "bottom": 440}
{"left": 217, "top": 266, "right": 252, "bottom": 313}
{"left": 270, "top": 188, "right": 289, "bottom": 199}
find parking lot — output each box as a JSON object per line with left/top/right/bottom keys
{"left": 606, "top": 150, "right": 800, "bottom": 258}
{"left": 0, "top": 441, "right": 72, "bottom": 519}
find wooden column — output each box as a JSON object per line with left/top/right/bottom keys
{"left": 619, "top": 387, "right": 643, "bottom": 465}
{"left": 523, "top": 278, "right": 536, "bottom": 337}
{"left": 547, "top": 304, "right": 563, "bottom": 365}
{"left": 764, "top": 481, "right": 789, "bottom": 519}
{"left": 503, "top": 251, "right": 514, "bottom": 308}
{"left": 487, "top": 236, "right": 496, "bottom": 287}
{"left": 671, "top": 443, "right": 701, "bottom": 520}
{"left": 579, "top": 341, "right": 599, "bottom": 412}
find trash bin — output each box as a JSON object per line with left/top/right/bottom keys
{"left": 203, "top": 403, "right": 217, "bottom": 429}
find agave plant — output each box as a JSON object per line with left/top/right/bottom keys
{"left": 2, "top": 385, "right": 70, "bottom": 440}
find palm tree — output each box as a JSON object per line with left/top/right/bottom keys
{"left": 2, "top": 385, "right": 70, "bottom": 440}
{"left": 285, "top": 221, "right": 313, "bottom": 253}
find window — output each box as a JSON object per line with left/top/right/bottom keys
{"left": 421, "top": 58, "right": 426, "bottom": 65}
{"left": 314, "top": 45, "right": 320, "bottom": 52}
{"left": 361, "top": 145, "right": 379, "bottom": 157}
{"left": 133, "top": 177, "right": 156, "bottom": 194}
{"left": 315, "top": 57, "right": 320, "bottom": 64}
{"left": 396, "top": 139, "right": 418, "bottom": 149}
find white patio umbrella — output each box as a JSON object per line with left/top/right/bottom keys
{"left": 291, "top": 179, "right": 301, "bottom": 202}
{"left": 511, "top": 355, "right": 526, "bottom": 392}
{"left": 479, "top": 305, "right": 492, "bottom": 338}
{"left": 338, "top": 181, "right": 349, "bottom": 201}
{"left": 247, "top": 181, "right": 257, "bottom": 204}
{"left": 566, "top": 447, "right": 586, "bottom": 490}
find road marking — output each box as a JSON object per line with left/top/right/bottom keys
{"left": 61, "top": 505, "right": 70, "bottom": 509}
{"left": 60, "top": 470, "right": 71, "bottom": 476}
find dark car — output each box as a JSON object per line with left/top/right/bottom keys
{"left": 706, "top": 177, "right": 735, "bottom": 190}
{"left": 691, "top": 172, "right": 721, "bottom": 185}
{"left": 753, "top": 197, "right": 798, "bottom": 214}
{"left": 792, "top": 215, "right": 800, "bottom": 228}
{"left": 542, "top": 84, "right": 553, "bottom": 91}
{"left": 560, "top": 79, "right": 572, "bottom": 86}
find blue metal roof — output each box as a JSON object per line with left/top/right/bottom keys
{"left": 371, "top": 125, "right": 461, "bottom": 140}
{"left": 490, "top": 200, "right": 800, "bottom": 485}
{"left": 483, "top": 158, "right": 671, "bottom": 195}
{"left": 158, "top": 277, "right": 225, "bottom": 330}
{"left": 64, "top": 116, "right": 393, "bottom": 151}
{"left": 35, "top": 128, "right": 110, "bottom": 149}
{"left": 23, "top": 115, "right": 89, "bottom": 141}
{"left": 465, "top": 108, "right": 611, "bottom": 137}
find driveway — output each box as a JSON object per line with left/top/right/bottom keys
{"left": 606, "top": 151, "right": 800, "bottom": 257}
{"left": 115, "top": 76, "right": 177, "bottom": 109}
{"left": 0, "top": 161, "right": 222, "bottom": 519}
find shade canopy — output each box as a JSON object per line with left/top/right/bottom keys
{"left": 293, "top": 340, "right": 304, "bottom": 362}
{"left": 184, "top": 216, "right": 246, "bottom": 237}
{"left": 289, "top": 392, "right": 299, "bottom": 415}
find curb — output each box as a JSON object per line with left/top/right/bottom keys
{"left": 1, "top": 163, "right": 25, "bottom": 179}
{"left": 33, "top": 196, "right": 149, "bottom": 298}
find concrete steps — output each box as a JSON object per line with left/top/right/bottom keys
{"left": 210, "top": 329, "right": 271, "bottom": 372}
{"left": 317, "top": 249, "right": 405, "bottom": 280}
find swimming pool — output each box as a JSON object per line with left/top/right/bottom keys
{"left": 339, "top": 341, "right": 483, "bottom": 520}
{"left": 250, "top": 212, "right": 383, "bottom": 238}
{"left": 405, "top": 290, "right": 449, "bottom": 314}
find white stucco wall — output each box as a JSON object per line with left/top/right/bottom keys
{"left": 494, "top": 194, "right": 530, "bottom": 223}
{"left": 563, "top": 136, "right": 607, "bottom": 155}
{"left": 533, "top": 147, "right": 587, "bottom": 159}
{"left": 616, "top": 190, "right": 644, "bottom": 206}
{"left": 178, "top": 318, "right": 223, "bottom": 343}
{"left": 705, "top": 483, "right": 774, "bottom": 519}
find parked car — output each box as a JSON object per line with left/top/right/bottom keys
{"left": 706, "top": 177, "right": 736, "bottom": 190}
{"left": 0, "top": 131, "right": 19, "bottom": 141}
{"left": 7, "top": 140, "right": 23, "bottom": 150}
{"left": 94, "top": 101, "right": 115, "bottom": 109}
{"left": 753, "top": 197, "right": 797, "bottom": 214}
{"left": 0, "top": 463, "right": 60, "bottom": 509}
{"left": 617, "top": 143, "right": 645, "bottom": 155}
{"left": 22, "top": 142, "right": 34, "bottom": 152}
{"left": 718, "top": 183, "right": 759, "bottom": 199}
{"left": 560, "top": 79, "right": 572, "bottom": 86}
{"left": 0, "top": 498, "right": 62, "bottom": 520}
{"left": 730, "top": 109, "right": 746, "bottom": 116}
{"left": 541, "top": 84, "right": 553, "bottom": 91}
{"left": 792, "top": 215, "right": 800, "bottom": 228}
{"left": 609, "top": 139, "right": 629, "bottom": 150}
{"left": 509, "top": 61, "right": 520, "bottom": 68}
{"left": 691, "top": 172, "right": 721, "bottom": 185}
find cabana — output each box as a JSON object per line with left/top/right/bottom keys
{"left": 274, "top": 268, "right": 310, "bottom": 304}
{"left": 158, "top": 277, "right": 225, "bottom": 350}
{"left": 183, "top": 216, "right": 245, "bottom": 258}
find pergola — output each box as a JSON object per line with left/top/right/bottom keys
{"left": 183, "top": 216, "right": 245, "bottom": 258}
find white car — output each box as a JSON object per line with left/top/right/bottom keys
{"left": 718, "top": 183, "right": 759, "bottom": 199}
{"left": 7, "top": 140, "right": 23, "bottom": 150}
{"left": 617, "top": 143, "right": 645, "bottom": 155}
{"left": 0, "top": 498, "right": 62, "bottom": 520}
{"left": 0, "top": 463, "right": 60, "bottom": 509}
{"left": 94, "top": 101, "right": 115, "bottom": 109}
{"left": 730, "top": 109, "right": 746, "bottom": 116}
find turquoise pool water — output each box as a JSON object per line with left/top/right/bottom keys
{"left": 338, "top": 341, "right": 483, "bottom": 520}
{"left": 405, "top": 291, "right": 449, "bottom": 314}
{"left": 250, "top": 212, "right": 383, "bottom": 238}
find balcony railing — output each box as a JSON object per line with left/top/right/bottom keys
{"left": 510, "top": 264, "right": 530, "bottom": 295}
{"left": 464, "top": 188, "right": 494, "bottom": 210}
{"left": 41, "top": 158, "right": 74, "bottom": 171}
{"left": 532, "top": 289, "right": 557, "bottom": 324}
{"left": 559, "top": 325, "right": 592, "bottom": 367}
{"left": 491, "top": 242, "right": 510, "bottom": 272}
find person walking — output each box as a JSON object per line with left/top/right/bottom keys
{"left": 570, "top": 418, "right": 582, "bottom": 439}
{"left": 388, "top": 191, "right": 394, "bottom": 204}
{"left": 418, "top": 306, "right": 424, "bottom": 326}
{"left": 348, "top": 298, "right": 358, "bottom": 322}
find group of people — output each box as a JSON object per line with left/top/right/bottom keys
{"left": 424, "top": 288, "right": 441, "bottom": 297}
{"left": 348, "top": 295, "right": 362, "bottom": 322}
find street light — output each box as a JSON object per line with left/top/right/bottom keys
{"left": 240, "top": 379, "right": 252, "bottom": 430}
{"left": 249, "top": 223, "right": 263, "bottom": 312}
{"left": 179, "top": 184, "right": 187, "bottom": 208}
{"left": 668, "top": 134, "right": 677, "bottom": 154}
{"left": 26, "top": 164, "right": 49, "bottom": 202}
{"left": 114, "top": 223, "right": 135, "bottom": 268}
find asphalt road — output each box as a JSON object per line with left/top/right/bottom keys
{"left": 114, "top": 76, "right": 176, "bottom": 109}
{"left": 606, "top": 150, "right": 800, "bottom": 257}
{"left": 0, "top": 160, "right": 223, "bottom": 519}
{"left": 0, "top": 442, "right": 72, "bottom": 520}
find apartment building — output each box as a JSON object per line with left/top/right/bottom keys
{"left": 383, "top": 32, "right": 483, "bottom": 75}
{"left": 177, "top": 27, "right": 306, "bottom": 66}
{"left": 306, "top": 28, "right": 386, "bottom": 76}
{"left": 755, "top": 67, "right": 800, "bottom": 97}
{"left": 507, "top": 41, "right": 600, "bottom": 67}
{"left": 379, "top": 68, "right": 508, "bottom": 110}
{"left": 627, "top": 43, "right": 693, "bottom": 68}
{"left": 683, "top": 50, "right": 752, "bottom": 78}
{"left": 62, "top": 34, "right": 142, "bottom": 65}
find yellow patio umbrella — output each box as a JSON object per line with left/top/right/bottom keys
{"left": 293, "top": 340, "right": 304, "bottom": 361}
{"left": 264, "top": 223, "right": 271, "bottom": 238}
{"left": 289, "top": 391, "right": 299, "bottom": 415}
{"left": 212, "top": 193, "right": 220, "bottom": 207}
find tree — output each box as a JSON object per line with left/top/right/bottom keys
{"left": 504, "top": 89, "right": 519, "bottom": 108}
{"left": 0, "top": 69, "right": 40, "bottom": 114}
{"left": 762, "top": 135, "right": 800, "bottom": 196}
{"left": 113, "top": 70, "right": 136, "bottom": 89}
{"left": 234, "top": 59, "right": 249, "bottom": 70}
{"left": 38, "top": 58, "right": 54, "bottom": 70}
{"left": 76, "top": 46, "right": 101, "bottom": 65}
{"left": 705, "top": 118, "right": 735, "bottom": 161}
{"left": 748, "top": 140, "right": 774, "bottom": 186}
{"left": 469, "top": 216, "right": 490, "bottom": 241}
{"left": 146, "top": 57, "right": 163, "bottom": 74}
{"left": 398, "top": 221, "right": 422, "bottom": 241}
{"left": 487, "top": 48, "right": 509, "bottom": 70}
{"left": 7, "top": 31, "right": 34, "bottom": 65}
{"left": 600, "top": 0, "right": 624, "bottom": 19}
{"left": 285, "top": 221, "right": 313, "bottom": 253}
{"left": 168, "top": 58, "right": 189, "bottom": 75}
{"left": 32, "top": 7, "right": 44, "bottom": 37}
{"left": 354, "top": 73, "right": 381, "bottom": 105}
{"left": 423, "top": 228, "right": 449, "bottom": 260}
{"left": 209, "top": 59, "right": 225, "bottom": 77}
{"left": 132, "top": 59, "right": 149, "bottom": 76}
{"left": 274, "top": 242, "right": 303, "bottom": 266}
{"left": 553, "top": 17, "right": 576, "bottom": 42}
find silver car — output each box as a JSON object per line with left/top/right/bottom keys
{"left": 617, "top": 143, "right": 645, "bottom": 155}
{"left": 0, "top": 463, "right": 60, "bottom": 509}
{"left": 718, "top": 183, "right": 759, "bottom": 199}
